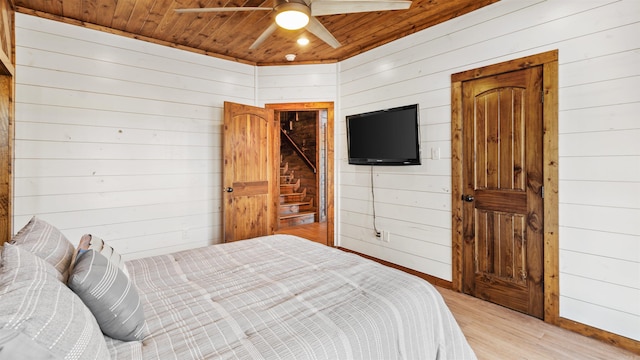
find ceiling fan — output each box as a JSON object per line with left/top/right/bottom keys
{"left": 175, "top": 0, "right": 412, "bottom": 50}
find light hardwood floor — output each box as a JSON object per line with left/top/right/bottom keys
{"left": 438, "top": 287, "right": 638, "bottom": 359}
{"left": 275, "top": 222, "right": 328, "bottom": 246}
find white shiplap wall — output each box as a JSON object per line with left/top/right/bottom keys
{"left": 256, "top": 64, "right": 338, "bottom": 106}
{"left": 14, "top": 14, "right": 256, "bottom": 259}
{"left": 337, "top": 0, "right": 639, "bottom": 341}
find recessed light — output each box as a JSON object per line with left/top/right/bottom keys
{"left": 297, "top": 38, "right": 309, "bottom": 46}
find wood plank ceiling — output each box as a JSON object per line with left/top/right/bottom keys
{"left": 15, "top": 0, "right": 499, "bottom": 66}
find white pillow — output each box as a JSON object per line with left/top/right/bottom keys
{"left": 0, "top": 244, "right": 110, "bottom": 359}
{"left": 10, "top": 216, "right": 75, "bottom": 281}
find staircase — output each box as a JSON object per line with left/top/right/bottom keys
{"left": 280, "top": 162, "right": 316, "bottom": 227}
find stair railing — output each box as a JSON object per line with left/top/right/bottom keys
{"left": 281, "top": 129, "right": 317, "bottom": 174}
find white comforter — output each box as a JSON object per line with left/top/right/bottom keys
{"left": 106, "top": 235, "right": 476, "bottom": 359}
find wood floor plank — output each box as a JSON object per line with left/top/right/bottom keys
{"left": 437, "top": 287, "right": 639, "bottom": 359}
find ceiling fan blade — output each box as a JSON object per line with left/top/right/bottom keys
{"left": 175, "top": 7, "right": 271, "bottom": 13}
{"left": 249, "top": 23, "right": 279, "bottom": 50}
{"left": 310, "top": 0, "right": 411, "bottom": 16}
{"left": 305, "top": 17, "right": 341, "bottom": 49}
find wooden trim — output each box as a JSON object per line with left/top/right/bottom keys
{"left": 542, "top": 58, "right": 560, "bottom": 324}
{"left": 0, "top": 0, "right": 13, "bottom": 76}
{"left": 450, "top": 80, "right": 464, "bottom": 292}
{"left": 0, "top": 0, "right": 13, "bottom": 245}
{"left": 451, "top": 50, "right": 559, "bottom": 82}
{"left": 0, "top": 51, "right": 12, "bottom": 75}
{"left": 0, "top": 74, "right": 12, "bottom": 245}
{"left": 338, "top": 247, "right": 453, "bottom": 289}
{"left": 557, "top": 318, "right": 640, "bottom": 355}
{"left": 265, "top": 102, "right": 335, "bottom": 248}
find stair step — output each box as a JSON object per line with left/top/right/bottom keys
{"left": 279, "top": 211, "right": 316, "bottom": 227}
{"left": 279, "top": 202, "right": 314, "bottom": 215}
{"left": 279, "top": 179, "right": 300, "bottom": 193}
{"left": 280, "top": 192, "right": 306, "bottom": 203}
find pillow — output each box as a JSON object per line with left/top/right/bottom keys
{"left": 0, "top": 243, "right": 110, "bottom": 360}
{"left": 0, "top": 329, "right": 57, "bottom": 359}
{"left": 73, "top": 234, "right": 129, "bottom": 278}
{"left": 68, "top": 250, "right": 147, "bottom": 341}
{"left": 10, "top": 216, "right": 75, "bottom": 281}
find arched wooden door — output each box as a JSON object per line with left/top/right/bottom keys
{"left": 461, "top": 66, "right": 545, "bottom": 318}
{"left": 222, "top": 101, "right": 279, "bottom": 242}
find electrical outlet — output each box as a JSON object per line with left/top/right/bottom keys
{"left": 375, "top": 231, "right": 382, "bottom": 239}
{"left": 382, "top": 231, "right": 391, "bottom": 243}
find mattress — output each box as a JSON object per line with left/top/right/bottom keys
{"left": 105, "top": 234, "right": 476, "bottom": 359}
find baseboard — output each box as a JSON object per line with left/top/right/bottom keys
{"left": 556, "top": 317, "right": 640, "bottom": 355}
{"left": 337, "top": 247, "right": 453, "bottom": 289}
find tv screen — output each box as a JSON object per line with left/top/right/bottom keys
{"left": 346, "top": 104, "right": 421, "bottom": 165}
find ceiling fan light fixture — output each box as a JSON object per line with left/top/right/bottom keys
{"left": 275, "top": 3, "right": 310, "bottom": 30}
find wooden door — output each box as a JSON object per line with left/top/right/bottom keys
{"left": 461, "top": 66, "right": 544, "bottom": 318}
{"left": 223, "top": 102, "right": 278, "bottom": 242}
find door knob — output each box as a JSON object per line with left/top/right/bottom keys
{"left": 224, "top": 187, "right": 234, "bottom": 193}
{"left": 462, "top": 194, "right": 474, "bottom": 202}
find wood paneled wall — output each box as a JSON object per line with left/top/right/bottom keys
{"left": 337, "top": 0, "right": 639, "bottom": 345}
{"left": 14, "top": 13, "right": 255, "bottom": 258}
{"left": 0, "top": 0, "right": 13, "bottom": 245}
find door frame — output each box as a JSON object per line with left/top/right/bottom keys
{"left": 451, "top": 50, "right": 559, "bottom": 323}
{"left": 265, "top": 102, "right": 335, "bottom": 247}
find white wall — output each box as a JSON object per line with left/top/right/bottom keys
{"left": 13, "top": 15, "right": 340, "bottom": 261}
{"left": 257, "top": 64, "right": 338, "bottom": 106}
{"left": 14, "top": 14, "right": 255, "bottom": 259}
{"left": 337, "top": 0, "right": 639, "bottom": 341}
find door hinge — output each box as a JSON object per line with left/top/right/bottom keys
{"left": 541, "top": 90, "right": 544, "bottom": 103}
{"left": 541, "top": 186, "right": 545, "bottom": 199}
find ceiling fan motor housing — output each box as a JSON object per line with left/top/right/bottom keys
{"left": 275, "top": 0, "right": 311, "bottom": 30}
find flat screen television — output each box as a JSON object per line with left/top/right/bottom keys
{"left": 346, "top": 104, "right": 421, "bottom": 165}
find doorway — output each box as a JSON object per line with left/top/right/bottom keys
{"left": 451, "top": 51, "right": 559, "bottom": 322}
{"left": 266, "top": 102, "right": 335, "bottom": 247}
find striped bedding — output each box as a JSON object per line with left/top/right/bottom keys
{"left": 106, "top": 235, "right": 476, "bottom": 359}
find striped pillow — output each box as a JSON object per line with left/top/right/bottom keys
{"left": 0, "top": 243, "right": 110, "bottom": 360}
{"left": 74, "top": 234, "right": 130, "bottom": 278}
{"left": 68, "top": 250, "right": 147, "bottom": 341}
{"left": 10, "top": 216, "right": 75, "bottom": 281}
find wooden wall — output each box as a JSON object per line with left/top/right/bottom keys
{"left": 14, "top": 13, "right": 254, "bottom": 258}
{"left": 337, "top": 0, "right": 639, "bottom": 343}
{"left": 0, "top": 0, "right": 13, "bottom": 245}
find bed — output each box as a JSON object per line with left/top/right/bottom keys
{"left": 0, "top": 217, "right": 476, "bottom": 359}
